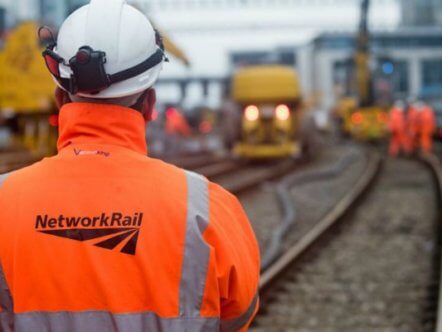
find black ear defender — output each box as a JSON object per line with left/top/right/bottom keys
{"left": 40, "top": 26, "right": 168, "bottom": 95}
{"left": 69, "top": 46, "right": 109, "bottom": 94}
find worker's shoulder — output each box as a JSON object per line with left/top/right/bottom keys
{"left": 144, "top": 156, "right": 194, "bottom": 178}
{"left": 207, "top": 180, "right": 246, "bottom": 224}
{"left": 146, "top": 158, "right": 239, "bottom": 205}
{"left": 208, "top": 180, "right": 238, "bottom": 205}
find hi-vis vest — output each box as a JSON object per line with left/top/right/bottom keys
{"left": 0, "top": 103, "right": 260, "bottom": 332}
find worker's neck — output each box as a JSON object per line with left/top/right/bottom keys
{"left": 57, "top": 102, "right": 148, "bottom": 155}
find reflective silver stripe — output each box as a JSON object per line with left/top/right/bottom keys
{"left": 180, "top": 171, "right": 210, "bottom": 318}
{"left": 0, "top": 263, "right": 13, "bottom": 332}
{"left": 14, "top": 311, "right": 219, "bottom": 332}
{"left": 220, "top": 293, "right": 259, "bottom": 332}
{"left": 0, "top": 172, "right": 11, "bottom": 188}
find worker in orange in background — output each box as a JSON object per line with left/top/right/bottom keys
{"left": 388, "top": 100, "right": 410, "bottom": 157}
{"left": 165, "top": 107, "right": 192, "bottom": 137}
{"left": 416, "top": 102, "right": 436, "bottom": 154}
{"left": 407, "top": 99, "right": 420, "bottom": 153}
{"left": 0, "top": 1, "right": 260, "bottom": 331}
{"left": 164, "top": 107, "right": 192, "bottom": 155}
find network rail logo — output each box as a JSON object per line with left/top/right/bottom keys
{"left": 35, "top": 212, "right": 143, "bottom": 255}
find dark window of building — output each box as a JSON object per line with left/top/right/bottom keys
{"left": 422, "top": 59, "right": 442, "bottom": 90}
{"left": 315, "top": 36, "right": 355, "bottom": 50}
{"left": 333, "top": 59, "right": 355, "bottom": 96}
{"left": 0, "top": 7, "right": 5, "bottom": 35}
{"left": 373, "top": 58, "right": 408, "bottom": 102}
{"left": 316, "top": 34, "right": 442, "bottom": 51}
{"left": 278, "top": 50, "right": 296, "bottom": 66}
{"left": 231, "top": 51, "right": 270, "bottom": 67}
{"left": 231, "top": 50, "right": 296, "bottom": 67}
{"left": 392, "top": 60, "right": 409, "bottom": 94}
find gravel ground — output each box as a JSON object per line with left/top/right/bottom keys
{"left": 282, "top": 145, "right": 367, "bottom": 252}
{"left": 240, "top": 142, "right": 367, "bottom": 254}
{"left": 252, "top": 158, "right": 439, "bottom": 332}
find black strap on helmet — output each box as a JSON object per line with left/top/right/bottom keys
{"left": 108, "top": 49, "right": 164, "bottom": 85}
{"left": 40, "top": 26, "right": 167, "bottom": 95}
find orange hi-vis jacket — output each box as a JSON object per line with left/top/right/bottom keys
{"left": 419, "top": 106, "right": 436, "bottom": 135}
{"left": 388, "top": 107, "right": 406, "bottom": 133}
{"left": 408, "top": 106, "right": 420, "bottom": 136}
{"left": 165, "top": 110, "right": 192, "bottom": 137}
{"left": 0, "top": 103, "right": 260, "bottom": 332}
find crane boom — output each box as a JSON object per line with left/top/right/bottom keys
{"left": 355, "top": 0, "right": 373, "bottom": 107}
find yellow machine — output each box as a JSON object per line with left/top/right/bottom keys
{"left": 0, "top": 22, "right": 189, "bottom": 155}
{"left": 337, "top": 0, "right": 388, "bottom": 140}
{"left": 337, "top": 96, "right": 388, "bottom": 140}
{"left": 231, "top": 65, "right": 304, "bottom": 159}
{"left": 0, "top": 22, "right": 57, "bottom": 155}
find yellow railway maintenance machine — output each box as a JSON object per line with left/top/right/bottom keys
{"left": 0, "top": 22, "right": 57, "bottom": 155}
{"left": 337, "top": 0, "right": 388, "bottom": 141}
{"left": 337, "top": 97, "right": 388, "bottom": 140}
{"left": 232, "top": 65, "right": 307, "bottom": 159}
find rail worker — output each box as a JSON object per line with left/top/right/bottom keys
{"left": 407, "top": 99, "right": 420, "bottom": 153}
{"left": 163, "top": 106, "right": 193, "bottom": 156}
{"left": 388, "top": 100, "right": 410, "bottom": 157}
{"left": 417, "top": 102, "right": 436, "bottom": 154}
{"left": 0, "top": 1, "right": 260, "bottom": 331}
{"left": 165, "top": 107, "right": 192, "bottom": 137}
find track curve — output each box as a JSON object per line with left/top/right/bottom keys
{"left": 254, "top": 153, "right": 441, "bottom": 331}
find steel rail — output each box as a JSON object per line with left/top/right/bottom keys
{"left": 259, "top": 150, "right": 382, "bottom": 292}
{"left": 260, "top": 148, "right": 360, "bottom": 270}
{"left": 421, "top": 153, "right": 442, "bottom": 332}
{"left": 220, "top": 159, "right": 304, "bottom": 194}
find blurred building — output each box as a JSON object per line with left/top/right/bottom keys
{"left": 0, "top": 0, "right": 38, "bottom": 27}
{"left": 38, "top": 0, "right": 87, "bottom": 26}
{"left": 401, "top": 0, "right": 442, "bottom": 26}
{"left": 151, "top": 0, "right": 400, "bottom": 110}
{"left": 0, "top": 6, "right": 5, "bottom": 34}
{"left": 0, "top": 0, "right": 88, "bottom": 28}
{"left": 297, "top": 29, "right": 442, "bottom": 109}
{"left": 38, "top": 0, "right": 64, "bottom": 26}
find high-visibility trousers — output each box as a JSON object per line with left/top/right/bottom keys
{"left": 419, "top": 131, "right": 433, "bottom": 153}
{"left": 389, "top": 131, "right": 410, "bottom": 157}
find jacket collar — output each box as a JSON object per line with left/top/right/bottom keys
{"left": 57, "top": 103, "right": 148, "bottom": 155}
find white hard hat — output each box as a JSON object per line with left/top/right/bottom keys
{"left": 407, "top": 96, "right": 416, "bottom": 104}
{"left": 42, "top": 0, "right": 165, "bottom": 99}
{"left": 394, "top": 100, "right": 405, "bottom": 110}
{"left": 415, "top": 101, "right": 425, "bottom": 110}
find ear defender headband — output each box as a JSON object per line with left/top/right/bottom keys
{"left": 39, "top": 26, "right": 168, "bottom": 95}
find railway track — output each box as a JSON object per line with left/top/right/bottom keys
{"left": 253, "top": 153, "right": 442, "bottom": 331}
{"left": 211, "top": 159, "right": 303, "bottom": 194}
{"left": 237, "top": 143, "right": 367, "bottom": 265}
